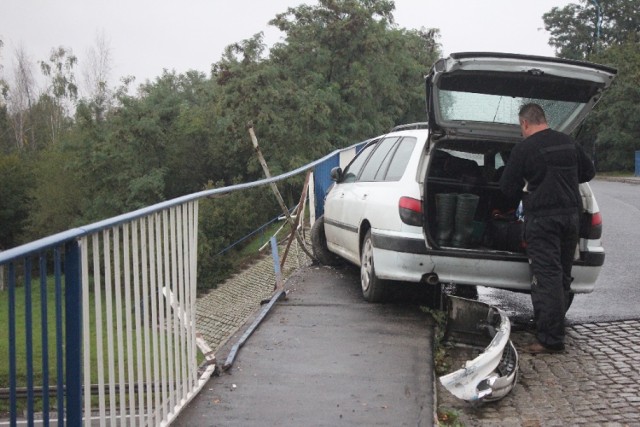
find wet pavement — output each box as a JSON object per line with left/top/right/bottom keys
{"left": 176, "top": 265, "right": 436, "bottom": 426}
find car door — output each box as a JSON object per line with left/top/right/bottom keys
{"left": 324, "top": 142, "right": 377, "bottom": 256}
{"left": 340, "top": 136, "right": 401, "bottom": 258}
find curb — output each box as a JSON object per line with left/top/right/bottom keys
{"left": 595, "top": 176, "right": 640, "bottom": 185}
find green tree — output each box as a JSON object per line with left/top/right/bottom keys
{"left": 543, "top": 0, "right": 640, "bottom": 60}
{"left": 211, "top": 0, "right": 440, "bottom": 179}
{"left": 583, "top": 41, "right": 640, "bottom": 171}
{"left": 267, "top": 0, "right": 439, "bottom": 147}
{"left": 68, "top": 70, "right": 214, "bottom": 223}
{"left": 7, "top": 47, "right": 38, "bottom": 150}
{"left": 0, "top": 38, "right": 8, "bottom": 105}
{"left": 24, "top": 146, "right": 84, "bottom": 240}
{"left": 0, "top": 104, "right": 10, "bottom": 153}
{"left": 197, "top": 183, "right": 280, "bottom": 288}
{"left": 0, "top": 39, "right": 9, "bottom": 153}
{"left": 69, "top": 89, "right": 167, "bottom": 222}
{"left": 0, "top": 153, "right": 33, "bottom": 249}
{"left": 543, "top": 1, "right": 640, "bottom": 171}
{"left": 39, "top": 46, "right": 78, "bottom": 146}
{"left": 162, "top": 71, "right": 226, "bottom": 198}
{"left": 81, "top": 32, "right": 113, "bottom": 122}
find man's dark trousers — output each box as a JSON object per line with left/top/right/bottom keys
{"left": 525, "top": 211, "right": 580, "bottom": 349}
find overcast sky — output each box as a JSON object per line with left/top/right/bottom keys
{"left": 1, "top": 0, "right": 572, "bottom": 90}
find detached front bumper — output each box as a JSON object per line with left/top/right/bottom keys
{"left": 439, "top": 296, "right": 519, "bottom": 403}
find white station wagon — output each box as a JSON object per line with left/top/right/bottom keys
{"left": 311, "top": 52, "right": 616, "bottom": 304}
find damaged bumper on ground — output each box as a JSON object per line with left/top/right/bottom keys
{"left": 439, "top": 295, "right": 519, "bottom": 403}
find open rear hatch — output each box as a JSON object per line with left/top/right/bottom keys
{"left": 423, "top": 53, "right": 616, "bottom": 253}
{"left": 425, "top": 52, "right": 617, "bottom": 138}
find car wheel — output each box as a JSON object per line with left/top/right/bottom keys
{"left": 360, "top": 230, "right": 387, "bottom": 302}
{"left": 310, "top": 215, "right": 341, "bottom": 266}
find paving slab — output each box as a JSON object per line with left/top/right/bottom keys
{"left": 175, "top": 265, "right": 436, "bottom": 427}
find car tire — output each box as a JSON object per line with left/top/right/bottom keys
{"left": 310, "top": 215, "right": 341, "bottom": 266}
{"left": 360, "top": 230, "right": 387, "bottom": 303}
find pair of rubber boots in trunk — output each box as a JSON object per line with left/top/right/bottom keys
{"left": 435, "top": 193, "right": 479, "bottom": 248}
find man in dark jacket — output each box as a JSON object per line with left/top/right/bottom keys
{"left": 500, "top": 103, "right": 596, "bottom": 354}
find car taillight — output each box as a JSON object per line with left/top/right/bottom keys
{"left": 581, "top": 211, "right": 602, "bottom": 239}
{"left": 590, "top": 212, "right": 603, "bottom": 239}
{"left": 399, "top": 197, "right": 423, "bottom": 226}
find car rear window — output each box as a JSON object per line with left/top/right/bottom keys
{"left": 438, "top": 90, "right": 580, "bottom": 129}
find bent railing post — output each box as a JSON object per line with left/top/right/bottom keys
{"left": 247, "top": 123, "right": 316, "bottom": 261}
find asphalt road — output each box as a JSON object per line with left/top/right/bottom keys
{"left": 477, "top": 178, "right": 640, "bottom": 324}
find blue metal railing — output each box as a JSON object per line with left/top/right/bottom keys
{"left": 0, "top": 140, "right": 361, "bottom": 425}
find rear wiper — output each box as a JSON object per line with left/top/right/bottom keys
{"left": 492, "top": 96, "right": 503, "bottom": 122}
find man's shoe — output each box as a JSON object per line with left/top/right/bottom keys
{"left": 523, "top": 341, "right": 564, "bottom": 354}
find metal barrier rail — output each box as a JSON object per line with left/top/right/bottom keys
{"left": 0, "top": 141, "right": 358, "bottom": 426}
{"left": 78, "top": 202, "right": 201, "bottom": 426}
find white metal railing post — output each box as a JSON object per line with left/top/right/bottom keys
{"left": 170, "top": 206, "right": 180, "bottom": 413}
{"left": 141, "top": 217, "right": 153, "bottom": 423}
{"left": 132, "top": 219, "right": 146, "bottom": 425}
{"left": 190, "top": 201, "right": 199, "bottom": 388}
{"left": 123, "top": 222, "right": 136, "bottom": 425}
{"left": 158, "top": 210, "right": 173, "bottom": 420}
{"left": 103, "top": 230, "right": 117, "bottom": 425}
{"left": 113, "top": 226, "right": 127, "bottom": 424}
{"left": 80, "top": 237, "right": 91, "bottom": 425}
{"left": 148, "top": 213, "right": 161, "bottom": 423}
{"left": 73, "top": 205, "right": 204, "bottom": 425}
{"left": 95, "top": 234, "right": 107, "bottom": 426}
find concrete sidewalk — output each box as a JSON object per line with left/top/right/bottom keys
{"left": 175, "top": 265, "right": 436, "bottom": 426}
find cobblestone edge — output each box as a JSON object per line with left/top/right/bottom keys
{"left": 437, "top": 320, "right": 640, "bottom": 426}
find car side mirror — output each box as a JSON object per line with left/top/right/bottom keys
{"left": 330, "top": 167, "right": 343, "bottom": 182}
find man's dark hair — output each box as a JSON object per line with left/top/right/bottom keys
{"left": 519, "top": 103, "right": 547, "bottom": 125}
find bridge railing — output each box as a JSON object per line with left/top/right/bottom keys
{"left": 0, "top": 141, "right": 360, "bottom": 426}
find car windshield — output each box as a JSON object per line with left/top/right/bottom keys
{"left": 438, "top": 89, "right": 582, "bottom": 129}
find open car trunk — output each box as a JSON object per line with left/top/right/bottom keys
{"left": 422, "top": 52, "right": 615, "bottom": 259}
{"left": 424, "top": 138, "right": 526, "bottom": 254}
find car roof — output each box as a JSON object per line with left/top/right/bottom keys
{"left": 386, "top": 124, "right": 430, "bottom": 138}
